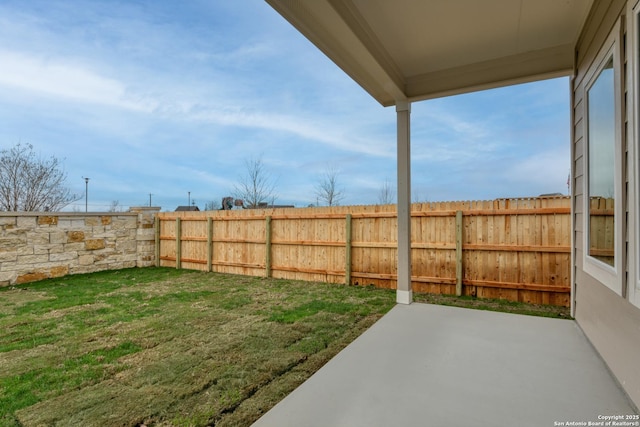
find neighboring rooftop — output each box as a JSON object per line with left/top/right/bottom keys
{"left": 175, "top": 206, "right": 200, "bottom": 212}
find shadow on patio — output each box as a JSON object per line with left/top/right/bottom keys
{"left": 252, "top": 303, "right": 636, "bottom": 427}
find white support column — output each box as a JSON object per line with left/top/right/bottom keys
{"left": 396, "top": 101, "right": 412, "bottom": 304}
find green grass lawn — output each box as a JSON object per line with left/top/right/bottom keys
{"left": 0, "top": 268, "right": 570, "bottom": 427}
{"left": 0, "top": 268, "right": 396, "bottom": 427}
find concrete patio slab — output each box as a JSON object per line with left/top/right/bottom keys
{"left": 252, "top": 303, "right": 637, "bottom": 427}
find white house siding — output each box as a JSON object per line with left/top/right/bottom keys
{"left": 573, "top": 0, "right": 640, "bottom": 409}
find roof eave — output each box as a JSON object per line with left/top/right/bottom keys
{"left": 266, "top": 0, "right": 578, "bottom": 107}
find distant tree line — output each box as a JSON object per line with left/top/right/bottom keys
{"left": 1, "top": 142, "right": 403, "bottom": 213}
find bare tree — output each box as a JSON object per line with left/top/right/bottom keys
{"left": 234, "top": 156, "right": 277, "bottom": 208}
{"left": 0, "top": 143, "right": 78, "bottom": 211}
{"left": 412, "top": 188, "right": 429, "bottom": 203}
{"left": 108, "top": 200, "right": 121, "bottom": 212}
{"left": 315, "top": 167, "right": 344, "bottom": 206}
{"left": 205, "top": 199, "right": 221, "bottom": 210}
{"left": 377, "top": 179, "right": 395, "bottom": 205}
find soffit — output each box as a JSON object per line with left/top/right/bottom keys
{"left": 266, "top": 0, "right": 594, "bottom": 106}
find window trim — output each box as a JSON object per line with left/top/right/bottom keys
{"left": 582, "top": 18, "right": 624, "bottom": 295}
{"left": 629, "top": 2, "right": 640, "bottom": 307}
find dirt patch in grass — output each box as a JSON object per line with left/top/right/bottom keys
{"left": 0, "top": 288, "right": 55, "bottom": 316}
{"left": 0, "top": 268, "right": 396, "bottom": 427}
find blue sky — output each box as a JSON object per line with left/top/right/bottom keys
{"left": 0, "top": 0, "right": 571, "bottom": 211}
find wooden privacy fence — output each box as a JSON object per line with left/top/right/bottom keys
{"left": 157, "top": 197, "right": 571, "bottom": 306}
{"left": 589, "top": 197, "right": 614, "bottom": 266}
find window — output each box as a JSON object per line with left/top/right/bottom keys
{"left": 583, "top": 19, "right": 624, "bottom": 295}
{"left": 587, "top": 58, "right": 615, "bottom": 268}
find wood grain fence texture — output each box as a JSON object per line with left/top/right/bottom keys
{"left": 589, "top": 197, "right": 614, "bottom": 266}
{"left": 157, "top": 197, "right": 571, "bottom": 306}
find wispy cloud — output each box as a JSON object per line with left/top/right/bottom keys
{"left": 0, "top": 50, "right": 157, "bottom": 112}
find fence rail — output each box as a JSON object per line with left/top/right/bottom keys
{"left": 157, "top": 197, "right": 571, "bottom": 306}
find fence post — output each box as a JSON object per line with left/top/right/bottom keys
{"left": 345, "top": 214, "right": 352, "bottom": 285}
{"left": 176, "top": 218, "right": 182, "bottom": 270}
{"left": 207, "top": 217, "right": 213, "bottom": 272}
{"left": 265, "top": 216, "right": 272, "bottom": 278}
{"left": 154, "top": 215, "right": 160, "bottom": 267}
{"left": 456, "top": 210, "right": 463, "bottom": 296}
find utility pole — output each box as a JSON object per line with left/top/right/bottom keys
{"left": 83, "top": 177, "right": 90, "bottom": 212}
{"left": 149, "top": 193, "right": 153, "bottom": 207}
{"left": 188, "top": 191, "right": 191, "bottom": 207}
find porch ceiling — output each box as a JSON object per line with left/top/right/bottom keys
{"left": 266, "top": 0, "right": 593, "bottom": 106}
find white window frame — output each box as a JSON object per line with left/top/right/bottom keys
{"left": 629, "top": 1, "right": 640, "bottom": 307}
{"left": 582, "top": 18, "right": 625, "bottom": 296}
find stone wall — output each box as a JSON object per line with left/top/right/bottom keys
{"left": 0, "top": 207, "right": 160, "bottom": 286}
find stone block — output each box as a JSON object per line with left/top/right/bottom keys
{"left": 17, "top": 246, "right": 34, "bottom": 255}
{"left": 17, "top": 254, "right": 49, "bottom": 264}
{"left": 84, "top": 217, "right": 100, "bottom": 226}
{"left": 2, "top": 227, "right": 27, "bottom": 239}
{"left": 137, "top": 250, "right": 155, "bottom": 259}
{"left": 33, "top": 245, "right": 48, "bottom": 255}
{"left": 101, "top": 216, "right": 112, "bottom": 226}
{"left": 0, "top": 217, "right": 16, "bottom": 226}
{"left": 116, "top": 240, "right": 137, "bottom": 253}
{"left": 17, "top": 216, "right": 37, "bottom": 228}
{"left": 3, "top": 225, "right": 27, "bottom": 235}
{"left": 0, "top": 251, "right": 17, "bottom": 262}
{"left": 0, "top": 262, "right": 20, "bottom": 271}
{"left": 137, "top": 254, "right": 156, "bottom": 267}
{"left": 34, "top": 244, "right": 63, "bottom": 255}
{"left": 0, "top": 271, "right": 16, "bottom": 284}
{"left": 120, "top": 253, "right": 137, "bottom": 262}
{"left": 50, "top": 266, "right": 68, "bottom": 278}
{"left": 0, "top": 236, "right": 25, "bottom": 251}
{"left": 17, "top": 271, "right": 48, "bottom": 284}
{"left": 58, "top": 218, "right": 85, "bottom": 228}
{"left": 137, "top": 228, "right": 155, "bottom": 239}
{"left": 38, "top": 216, "right": 59, "bottom": 226}
{"left": 111, "top": 229, "right": 129, "bottom": 239}
{"left": 49, "top": 244, "right": 64, "bottom": 254}
{"left": 64, "top": 242, "right": 85, "bottom": 252}
{"left": 137, "top": 240, "right": 153, "bottom": 249}
{"left": 26, "top": 231, "right": 50, "bottom": 245}
{"left": 67, "top": 231, "right": 85, "bottom": 243}
{"left": 112, "top": 220, "right": 129, "bottom": 230}
{"left": 94, "top": 231, "right": 116, "bottom": 239}
{"left": 85, "top": 239, "right": 106, "bottom": 250}
{"left": 93, "top": 252, "right": 111, "bottom": 263}
{"left": 49, "top": 231, "right": 67, "bottom": 244}
{"left": 49, "top": 252, "right": 77, "bottom": 262}
{"left": 78, "top": 254, "right": 94, "bottom": 265}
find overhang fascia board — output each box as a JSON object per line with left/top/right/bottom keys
{"left": 326, "top": 0, "right": 405, "bottom": 95}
